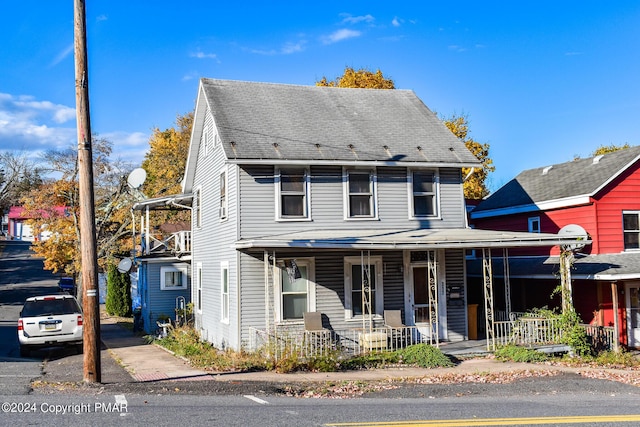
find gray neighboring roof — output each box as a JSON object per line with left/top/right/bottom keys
{"left": 467, "top": 252, "right": 640, "bottom": 280}
{"left": 198, "top": 78, "right": 480, "bottom": 165}
{"left": 235, "top": 227, "right": 590, "bottom": 250}
{"left": 471, "top": 145, "right": 640, "bottom": 217}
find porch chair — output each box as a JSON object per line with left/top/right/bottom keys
{"left": 384, "top": 310, "right": 408, "bottom": 349}
{"left": 303, "top": 311, "right": 332, "bottom": 356}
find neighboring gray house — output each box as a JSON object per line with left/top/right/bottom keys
{"left": 177, "top": 78, "right": 585, "bottom": 351}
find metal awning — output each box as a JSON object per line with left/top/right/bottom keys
{"left": 132, "top": 193, "right": 193, "bottom": 211}
{"left": 235, "top": 228, "right": 591, "bottom": 250}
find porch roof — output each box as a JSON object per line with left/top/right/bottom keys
{"left": 467, "top": 252, "right": 640, "bottom": 281}
{"left": 132, "top": 193, "right": 193, "bottom": 211}
{"left": 234, "top": 228, "right": 590, "bottom": 251}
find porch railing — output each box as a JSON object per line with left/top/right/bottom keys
{"left": 248, "top": 324, "right": 437, "bottom": 360}
{"left": 144, "top": 230, "right": 191, "bottom": 255}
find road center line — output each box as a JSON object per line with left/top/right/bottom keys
{"left": 327, "top": 414, "right": 640, "bottom": 426}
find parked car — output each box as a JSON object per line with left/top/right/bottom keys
{"left": 57, "top": 277, "right": 75, "bottom": 294}
{"left": 17, "top": 295, "right": 83, "bottom": 357}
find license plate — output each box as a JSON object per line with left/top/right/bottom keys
{"left": 44, "top": 323, "right": 57, "bottom": 330}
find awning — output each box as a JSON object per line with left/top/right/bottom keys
{"left": 467, "top": 252, "right": 640, "bottom": 281}
{"left": 235, "top": 228, "right": 591, "bottom": 251}
{"left": 132, "top": 193, "right": 193, "bottom": 211}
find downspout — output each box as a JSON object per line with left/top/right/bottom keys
{"left": 611, "top": 281, "right": 620, "bottom": 353}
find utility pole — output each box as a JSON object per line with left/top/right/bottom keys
{"left": 74, "top": 0, "right": 101, "bottom": 383}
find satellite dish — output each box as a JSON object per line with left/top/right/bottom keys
{"left": 127, "top": 168, "right": 147, "bottom": 189}
{"left": 117, "top": 258, "right": 133, "bottom": 273}
{"left": 558, "top": 224, "right": 588, "bottom": 251}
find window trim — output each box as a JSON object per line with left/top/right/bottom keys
{"left": 220, "top": 261, "right": 229, "bottom": 323}
{"left": 195, "top": 263, "right": 203, "bottom": 313}
{"left": 160, "top": 266, "right": 187, "bottom": 291}
{"left": 408, "top": 169, "right": 440, "bottom": 219}
{"left": 528, "top": 216, "right": 541, "bottom": 233}
{"left": 343, "top": 255, "right": 384, "bottom": 320}
{"left": 194, "top": 186, "right": 202, "bottom": 229}
{"left": 274, "top": 257, "right": 316, "bottom": 323}
{"left": 623, "top": 211, "right": 640, "bottom": 251}
{"left": 219, "top": 168, "right": 228, "bottom": 221}
{"left": 275, "top": 167, "right": 311, "bottom": 221}
{"left": 343, "top": 168, "right": 378, "bottom": 220}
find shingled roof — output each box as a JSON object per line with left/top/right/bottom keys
{"left": 192, "top": 78, "right": 480, "bottom": 165}
{"left": 471, "top": 145, "right": 640, "bottom": 217}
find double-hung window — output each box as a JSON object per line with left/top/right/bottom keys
{"left": 410, "top": 170, "right": 438, "bottom": 217}
{"left": 277, "top": 168, "right": 309, "bottom": 219}
{"left": 161, "top": 266, "right": 187, "bottom": 290}
{"left": 344, "top": 256, "right": 383, "bottom": 319}
{"left": 219, "top": 170, "right": 227, "bottom": 220}
{"left": 276, "top": 258, "right": 315, "bottom": 321}
{"left": 623, "top": 212, "right": 640, "bottom": 250}
{"left": 220, "top": 262, "right": 229, "bottom": 322}
{"left": 195, "top": 263, "right": 202, "bottom": 312}
{"left": 194, "top": 187, "right": 202, "bottom": 228}
{"left": 346, "top": 170, "right": 375, "bottom": 218}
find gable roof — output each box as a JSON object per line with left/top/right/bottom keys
{"left": 183, "top": 79, "right": 479, "bottom": 191}
{"left": 471, "top": 145, "right": 640, "bottom": 218}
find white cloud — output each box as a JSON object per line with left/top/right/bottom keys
{"left": 391, "top": 17, "right": 402, "bottom": 27}
{"left": 340, "top": 14, "right": 375, "bottom": 25}
{"left": 100, "top": 131, "right": 149, "bottom": 166}
{"left": 321, "top": 29, "right": 361, "bottom": 45}
{"left": 96, "top": 14, "right": 108, "bottom": 22}
{"left": 190, "top": 51, "right": 218, "bottom": 60}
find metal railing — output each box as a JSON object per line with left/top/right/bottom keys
{"left": 248, "top": 324, "right": 437, "bottom": 360}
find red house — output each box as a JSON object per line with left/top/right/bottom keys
{"left": 469, "top": 145, "right": 640, "bottom": 349}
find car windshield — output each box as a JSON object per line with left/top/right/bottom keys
{"left": 21, "top": 299, "right": 80, "bottom": 317}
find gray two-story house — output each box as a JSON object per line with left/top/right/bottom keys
{"left": 180, "top": 78, "right": 585, "bottom": 352}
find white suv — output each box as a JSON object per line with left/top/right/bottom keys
{"left": 18, "top": 295, "right": 83, "bottom": 357}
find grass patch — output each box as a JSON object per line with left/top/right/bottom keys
{"left": 494, "top": 344, "right": 549, "bottom": 363}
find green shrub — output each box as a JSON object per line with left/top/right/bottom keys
{"left": 494, "top": 344, "right": 548, "bottom": 363}
{"left": 105, "top": 263, "right": 132, "bottom": 317}
{"left": 594, "top": 350, "right": 640, "bottom": 368}
{"left": 397, "top": 344, "right": 454, "bottom": 368}
{"left": 340, "top": 352, "right": 400, "bottom": 371}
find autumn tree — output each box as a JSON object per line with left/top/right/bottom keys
{"left": 442, "top": 114, "right": 495, "bottom": 199}
{"left": 316, "top": 67, "right": 395, "bottom": 89}
{"left": 141, "top": 112, "right": 193, "bottom": 198}
{"left": 21, "top": 137, "right": 136, "bottom": 277}
{"left": 316, "top": 68, "right": 493, "bottom": 199}
{"left": 591, "top": 143, "right": 631, "bottom": 156}
{"left": 0, "top": 151, "right": 44, "bottom": 214}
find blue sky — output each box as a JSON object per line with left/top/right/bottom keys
{"left": 2, "top": 1, "right": 640, "bottom": 192}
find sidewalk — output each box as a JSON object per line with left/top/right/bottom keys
{"left": 98, "top": 311, "right": 578, "bottom": 384}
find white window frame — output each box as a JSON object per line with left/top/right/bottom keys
{"left": 344, "top": 255, "right": 384, "bottom": 320}
{"left": 528, "top": 216, "right": 541, "bottom": 233}
{"left": 274, "top": 257, "right": 316, "bottom": 323}
{"left": 160, "top": 266, "right": 188, "bottom": 290}
{"left": 408, "top": 169, "right": 440, "bottom": 218}
{"left": 343, "top": 168, "right": 378, "bottom": 220}
{"left": 219, "top": 169, "right": 228, "bottom": 221}
{"left": 220, "top": 261, "right": 229, "bottom": 323}
{"left": 623, "top": 211, "right": 640, "bottom": 251}
{"left": 203, "top": 127, "right": 210, "bottom": 157}
{"left": 194, "top": 186, "right": 202, "bottom": 228}
{"left": 195, "top": 263, "right": 203, "bottom": 313}
{"left": 275, "top": 167, "right": 311, "bottom": 221}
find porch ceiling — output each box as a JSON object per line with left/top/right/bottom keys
{"left": 234, "top": 228, "right": 590, "bottom": 251}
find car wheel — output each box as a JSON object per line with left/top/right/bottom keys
{"left": 20, "top": 346, "right": 30, "bottom": 357}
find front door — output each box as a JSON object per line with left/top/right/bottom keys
{"left": 627, "top": 283, "right": 640, "bottom": 348}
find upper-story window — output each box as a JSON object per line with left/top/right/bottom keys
{"left": 345, "top": 169, "right": 376, "bottom": 219}
{"left": 194, "top": 187, "right": 202, "bottom": 228}
{"left": 202, "top": 128, "right": 210, "bottom": 157}
{"left": 410, "top": 170, "right": 438, "bottom": 217}
{"left": 623, "top": 212, "right": 640, "bottom": 250}
{"left": 276, "top": 168, "right": 309, "bottom": 220}
{"left": 219, "top": 170, "right": 227, "bottom": 220}
{"left": 528, "top": 217, "right": 541, "bottom": 233}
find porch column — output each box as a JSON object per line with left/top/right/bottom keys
{"left": 611, "top": 281, "right": 620, "bottom": 353}
{"left": 502, "top": 248, "right": 512, "bottom": 317}
{"left": 559, "top": 250, "right": 574, "bottom": 314}
{"left": 482, "top": 248, "right": 495, "bottom": 351}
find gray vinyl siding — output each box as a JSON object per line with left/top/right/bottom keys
{"left": 445, "top": 249, "right": 467, "bottom": 341}
{"left": 191, "top": 110, "right": 240, "bottom": 349}
{"left": 238, "top": 165, "right": 466, "bottom": 239}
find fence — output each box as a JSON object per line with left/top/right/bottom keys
{"left": 248, "top": 325, "right": 436, "bottom": 361}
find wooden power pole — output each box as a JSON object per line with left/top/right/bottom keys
{"left": 74, "top": 0, "right": 101, "bottom": 383}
